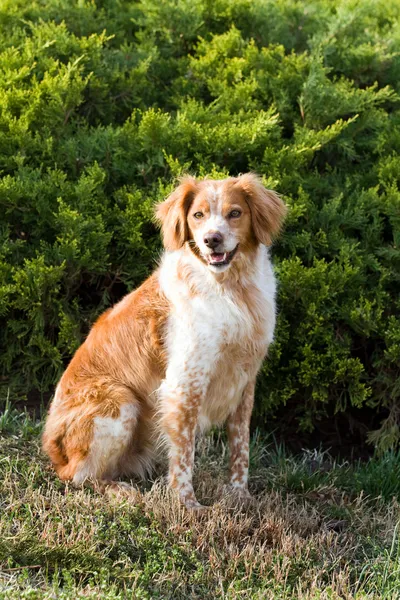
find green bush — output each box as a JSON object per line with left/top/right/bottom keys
{"left": 0, "top": 0, "right": 399, "bottom": 450}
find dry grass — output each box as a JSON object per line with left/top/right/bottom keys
{"left": 0, "top": 411, "right": 400, "bottom": 599}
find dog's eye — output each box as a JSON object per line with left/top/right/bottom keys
{"left": 193, "top": 212, "right": 204, "bottom": 219}
{"left": 229, "top": 210, "right": 241, "bottom": 218}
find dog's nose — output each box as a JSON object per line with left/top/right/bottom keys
{"left": 204, "top": 232, "right": 223, "bottom": 249}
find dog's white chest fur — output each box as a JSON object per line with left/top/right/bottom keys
{"left": 159, "top": 245, "right": 277, "bottom": 427}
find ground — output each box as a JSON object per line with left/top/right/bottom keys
{"left": 0, "top": 404, "right": 399, "bottom": 599}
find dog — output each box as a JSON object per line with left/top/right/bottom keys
{"left": 42, "top": 173, "right": 286, "bottom": 508}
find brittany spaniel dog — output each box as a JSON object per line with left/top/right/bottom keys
{"left": 43, "top": 174, "right": 286, "bottom": 508}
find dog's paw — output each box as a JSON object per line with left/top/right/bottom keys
{"left": 97, "top": 480, "right": 139, "bottom": 500}
{"left": 183, "top": 499, "right": 209, "bottom": 511}
{"left": 177, "top": 491, "right": 209, "bottom": 511}
{"left": 221, "top": 484, "right": 253, "bottom": 507}
{"left": 179, "top": 494, "right": 209, "bottom": 511}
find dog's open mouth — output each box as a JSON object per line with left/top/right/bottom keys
{"left": 206, "top": 245, "right": 238, "bottom": 267}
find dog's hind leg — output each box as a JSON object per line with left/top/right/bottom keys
{"left": 44, "top": 383, "right": 141, "bottom": 490}
{"left": 72, "top": 402, "right": 139, "bottom": 487}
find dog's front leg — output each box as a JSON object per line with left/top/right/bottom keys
{"left": 226, "top": 379, "right": 256, "bottom": 498}
{"left": 160, "top": 379, "right": 204, "bottom": 509}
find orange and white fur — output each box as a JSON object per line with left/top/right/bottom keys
{"left": 42, "top": 173, "right": 286, "bottom": 508}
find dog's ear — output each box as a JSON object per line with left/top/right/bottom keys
{"left": 155, "top": 177, "right": 197, "bottom": 251}
{"left": 236, "top": 173, "right": 286, "bottom": 246}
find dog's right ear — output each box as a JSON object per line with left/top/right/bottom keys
{"left": 155, "top": 177, "right": 197, "bottom": 251}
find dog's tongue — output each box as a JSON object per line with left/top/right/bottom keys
{"left": 211, "top": 252, "right": 226, "bottom": 263}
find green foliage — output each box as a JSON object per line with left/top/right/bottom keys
{"left": 0, "top": 0, "right": 399, "bottom": 449}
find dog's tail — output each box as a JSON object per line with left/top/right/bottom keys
{"left": 42, "top": 418, "right": 71, "bottom": 478}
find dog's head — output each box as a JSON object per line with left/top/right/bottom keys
{"left": 156, "top": 174, "right": 286, "bottom": 273}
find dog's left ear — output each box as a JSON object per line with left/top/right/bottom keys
{"left": 236, "top": 173, "right": 287, "bottom": 246}
{"left": 155, "top": 177, "right": 197, "bottom": 251}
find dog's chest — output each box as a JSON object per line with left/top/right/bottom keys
{"left": 188, "top": 290, "right": 270, "bottom": 426}
{"left": 159, "top": 248, "right": 277, "bottom": 425}
{"left": 186, "top": 288, "right": 268, "bottom": 349}
{"left": 164, "top": 279, "right": 275, "bottom": 425}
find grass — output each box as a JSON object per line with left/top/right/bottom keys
{"left": 1, "top": 404, "right": 400, "bottom": 599}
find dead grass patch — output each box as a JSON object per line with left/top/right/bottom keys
{"left": 0, "top": 424, "right": 399, "bottom": 599}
